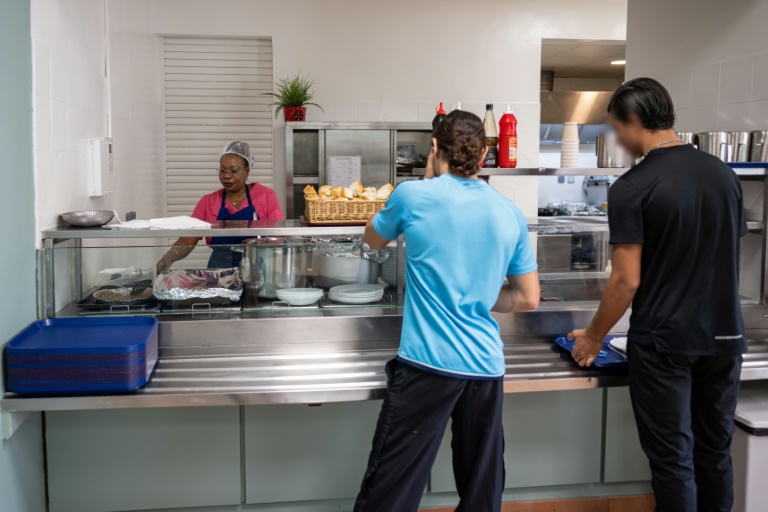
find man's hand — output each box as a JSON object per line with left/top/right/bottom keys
{"left": 568, "top": 328, "right": 603, "bottom": 367}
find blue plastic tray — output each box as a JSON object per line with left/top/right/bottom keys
{"left": 553, "top": 335, "right": 628, "bottom": 368}
{"left": 5, "top": 317, "right": 158, "bottom": 394}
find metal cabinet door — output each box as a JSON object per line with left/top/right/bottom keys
{"left": 603, "top": 387, "right": 652, "bottom": 483}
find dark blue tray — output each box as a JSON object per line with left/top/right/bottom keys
{"left": 553, "top": 335, "right": 628, "bottom": 368}
{"left": 729, "top": 162, "right": 768, "bottom": 168}
{"left": 5, "top": 317, "right": 158, "bottom": 394}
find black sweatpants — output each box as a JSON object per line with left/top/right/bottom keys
{"left": 628, "top": 340, "right": 743, "bottom": 512}
{"left": 353, "top": 359, "right": 504, "bottom": 512}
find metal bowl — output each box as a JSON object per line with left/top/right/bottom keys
{"left": 60, "top": 210, "right": 114, "bottom": 227}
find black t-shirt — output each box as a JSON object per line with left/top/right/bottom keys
{"left": 608, "top": 144, "right": 748, "bottom": 356}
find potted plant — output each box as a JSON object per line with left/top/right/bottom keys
{"left": 264, "top": 74, "right": 323, "bottom": 122}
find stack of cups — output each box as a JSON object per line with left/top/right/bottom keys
{"left": 561, "top": 122, "right": 580, "bottom": 168}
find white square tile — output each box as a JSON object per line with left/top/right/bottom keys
{"left": 51, "top": 101, "right": 67, "bottom": 151}
{"left": 665, "top": 69, "right": 692, "bottom": 110}
{"left": 750, "top": 100, "right": 768, "bottom": 128}
{"left": 717, "top": 103, "right": 753, "bottom": 131}
{"left": 752, "top": 52, "right": 768, "bottom": 101}
{"left": 34, "top": 97, "right": 52, "bottom": 151}
{"left": 719, "top": 57, "right": 753, "bottom": 105}
{"left": 330, "top": 102, "right": 357, "bottom": 122}
{"left": 356, "top": 102, "right": 381, "bottom": 122}
{"left": 418, "top": 102, "right": 440, "bottom": 123}
{"left": 674, "top": 109, "right": 692, "bottom": 132}
{"left": 690, "top": 63, "right": 720, "bottom": 108}
{"left": 33, "top": 40, "right": 51, "bottom": 100}
{"left": 686, "top": 106, "right": 718, "bottom": 132}
{"left": 305, "top": 105, "right": 330, "bottom": 123}
{"left": 461, "top": 103, "right": 487, "bottom": 120}
{"left": 67, "top": 68, "right": 81, "bottom": 107}
{"left": 50, "top": 53, "right": 68, "bottom": 104}
{"left": 501, "top": 103, "right": 541, "bottom": 126}
{"left": 66, "top": 106, "right": 83, "bottom": 151}
{"left": 382, "top": 102, "right": 418, "bottom": 122}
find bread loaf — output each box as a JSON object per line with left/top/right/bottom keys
{"left": 376, "top": 183, "right": 394, "bottom": 200}
{"left": 318, "top": 185, "right": 333, "bottom": 197}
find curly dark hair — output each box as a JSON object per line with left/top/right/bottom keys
{"left": 434, "top": 110, "right": 486, "bottom": 178}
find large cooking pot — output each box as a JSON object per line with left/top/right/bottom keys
{"left": 238, "top": 237, "right": 312, "bottom": 298}
{"left": 596, "top": 132, "right": 633, "bottom": 168}
{"left": 750, "top": 131, "right": 768, "bottom": 162}
{"left": 696, "top": 132, "right": 731, "bottom": 161}
{"left": 727, "top": 131, "right": 751, "bottom": 162}
{"left": 312, "top": 236, "right": 389, "bottom": 289}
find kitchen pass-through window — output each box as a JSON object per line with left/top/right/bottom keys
{"left": 162, "top": 36, "right": 274, "bottom": 266}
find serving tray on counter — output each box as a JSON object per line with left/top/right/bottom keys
{"left": 553, "top": 334, "right": 628, "bottom": 368}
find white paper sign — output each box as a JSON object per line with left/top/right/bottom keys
{"left": 328, "top": 156, "right": 361, "bottom": 187}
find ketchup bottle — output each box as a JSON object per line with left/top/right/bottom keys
{"left": 498, "top": 105, "right": 518, "bottom": 168}
{"left": 432, "top": 102, "right": 446, "bottom": 134}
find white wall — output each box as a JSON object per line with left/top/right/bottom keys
{"left": 32, "top": 0, "right": 163, "bottom": 235}
{"left": 151, "top": 0, "right": 627, "bottom": 216}
{"left": 0, "top": 0, "right": 47, "bottom": 510}
{"left": 553, "top": 77, "right": 623, "bottom": 92}
{"left": 626, "top": 0, "right": 768, "bottom": 133}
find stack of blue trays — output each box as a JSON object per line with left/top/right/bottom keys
{"left": 5, "top": 317, "right": 159, "bottom": 394}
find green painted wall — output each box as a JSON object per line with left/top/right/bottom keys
{"left": 0, "top": 0, "right": 47, "bottom": 510}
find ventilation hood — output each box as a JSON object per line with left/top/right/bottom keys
{"left": 540, "top": 91, "right": 613, "bottom": 145}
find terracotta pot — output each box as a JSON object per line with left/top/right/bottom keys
{"left": 283, "top": 106, "right": 307, "bottom": 122}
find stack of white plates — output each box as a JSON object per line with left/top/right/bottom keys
{"left": 328, "top": 284, "right": 385, "bottom": 304}
{"left": 275, "top": 288, "right": 324, "bottom": 306}
{"left": 380, "top": 247, "right": 398, "bottom": 287}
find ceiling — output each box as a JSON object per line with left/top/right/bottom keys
{"left": 541, "top": 40, "right": 626, "bottom": 78}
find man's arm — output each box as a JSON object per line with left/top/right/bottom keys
{"left": 364, "top": 216, "right": 391, "bottom": 250}
{"left": 569, "top": 244, "right": 642, "bottom": 367}
{"left": 493, "top": 271, "right": 540, "bottom": 313}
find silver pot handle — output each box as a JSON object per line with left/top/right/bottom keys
{"left": 720, "top": 142, "right": 732, "bottom": 162}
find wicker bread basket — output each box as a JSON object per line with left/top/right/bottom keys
{"left": 305, "top": 198, "right": 386, "bottom": 225}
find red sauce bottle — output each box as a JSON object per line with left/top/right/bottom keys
{"left": 498, "top": 105, "right": 518, "bottom": 168}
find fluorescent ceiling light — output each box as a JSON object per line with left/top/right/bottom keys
{"left": 611, "top": 60, "right": 626, "bottom": 65}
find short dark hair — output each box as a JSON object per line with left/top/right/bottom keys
{"left": 607, "top": 77, "right": 676, "bottom": 130}
{"left": 434, "top": 110, "right": 486, "bottom": 178}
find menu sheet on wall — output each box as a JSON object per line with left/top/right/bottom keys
{"left": 328, "top": 156, "right": 362, "bottom": 187}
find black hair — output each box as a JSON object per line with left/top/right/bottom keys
{"left": 607, "top": 77, "right": 676, "bottom": 130}
{"left": 433, "top": 110, "right": 486, "bottom": 178}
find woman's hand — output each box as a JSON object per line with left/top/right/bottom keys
{"left": 156, "top": 253, "right": 174, "bottom": 274}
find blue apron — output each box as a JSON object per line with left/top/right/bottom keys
{"left": 207, "top": 185, "right": 257, "bottom": 268}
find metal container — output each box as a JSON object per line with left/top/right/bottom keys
{"left": 676, "top": 132, "right": 696, "bottom": 147}
{"left": 239, "top": 238, "right": 312, "bottom": 299}
{"left": 312, "top": 237, "right": 389, "bottom": 289}
{"left": 727, "top": 132, "right": 751, "bottom": 162}
{"left": 596, "top": 132, "right": 632, "bottom": 168}
{"left": 750, "top": 131, "right": 768, "bottom": 162}
{"left": 697, "top": 132, "right": 731, "bottom": 161}
{"left": 60, "top": 210, "right": 114, "bottom": 227}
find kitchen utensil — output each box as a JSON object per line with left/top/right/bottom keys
{"left": 696, "top": 132, "right": 731, "bottom": 161}
{"left": 750, "top": 131, "right": 768, "bottom": 162}
{"left": 240, "top": 237, "right": 312, "bottom": 298}
{"left": 596, "top": 132, "right": 632, "bottom": 168}
{"left": 313, "top": 237, "right": 388, "bottom": 289}
{"left": 727, "top": 132, "right": 751, "bottom": 162}
{"left": 129, "top": 279, "right": 153, "bottom": 295}
{"left": 275, "top": 288, "right": 324, "bottom": 306}
{"left": 60, "top": 210, "right": 114, "bottom": 227}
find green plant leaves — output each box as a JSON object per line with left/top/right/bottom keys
{"left": 263, "top": 74, "right": 324, "bottom": 118}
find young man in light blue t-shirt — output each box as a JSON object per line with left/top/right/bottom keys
{"left": 353, "top": 111, "right": 540, "bottom": 512}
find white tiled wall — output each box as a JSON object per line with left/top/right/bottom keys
{"left": 627, "top": 0, "right": 768, "bottom": 133}
{"left": 31, "top": 0, "right": 163, "bottom": 238}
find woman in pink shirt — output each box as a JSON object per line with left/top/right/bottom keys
{"left": 156, "top": 141, "right": 284, "bottom": 271}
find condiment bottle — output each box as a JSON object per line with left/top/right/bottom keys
{"left": 432, "top": 102, "right": 446, "bottom": 134}
{"left": 483, "top": 104, "right": 499, "bottom": 168}
{"left": 499, "top": 105, "right": 518, "bottom": 168}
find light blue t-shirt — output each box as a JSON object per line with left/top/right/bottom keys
{"left": 373, "top": 174, "right": 537, "bottom": 379}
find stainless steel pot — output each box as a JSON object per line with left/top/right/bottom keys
{"left": 696, "top": 132, "right": 731, "bottom": 161}
{"left": 676, "top": 132, "right": 696, "bottom": 147}
{"left": 239, "top": 238, "right": 312, "bottom": 298}
{"left": 312, "top": 237, "right": 389, "bottom": 289}
{"left": 596, "top": 132, "right": 632, "bottom": 168}
{"left": 750, "top": 131, "right": 768, "bottom": 162}
{"left": 727, "top": 131, "right": 751, "bottom": 162}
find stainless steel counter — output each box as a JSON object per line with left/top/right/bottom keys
{"left": 5, "top": 307, "right": 768, "bottom": 413}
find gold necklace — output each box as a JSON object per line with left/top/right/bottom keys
{"left": 227, "top": 192, "right": 246, "bottom": 206}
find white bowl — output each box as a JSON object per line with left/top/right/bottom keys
{"left": 275, "top": 288, "right": 324, "bottom": 306}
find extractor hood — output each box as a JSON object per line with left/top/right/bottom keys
{"left": 540, "top": 91, "right": 613, "bottom": 145}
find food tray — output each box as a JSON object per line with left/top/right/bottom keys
{"left": 77, "top": 286, "right": 159, "bottom": 312}
{"left": 5, "top": 317, "right": 158, "bottom": 394}
{"left": 304, "top": 198, "right": 386, "bottom": 226}
{"left": 553, "top": 334, "right": 628, "bottom": 368}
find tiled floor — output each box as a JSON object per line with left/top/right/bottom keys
{"left": 419, "top": 494, "right": 655, "bottom": 512}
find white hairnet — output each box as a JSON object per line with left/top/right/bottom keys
{"left": 220, "top": 141, "right": 252, "bottom": 167}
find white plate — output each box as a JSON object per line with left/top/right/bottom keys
{"left": 329, "top": 284, "right": 384, "bottom": 295}
{"left": 276, "top": 288, "right": 324, "bottom": 306}
{"left": 329, "top": 295, "right": 384, "bottom": 304}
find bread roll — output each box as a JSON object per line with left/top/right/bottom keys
{"left": 319, "top": 195, "right": 332, "bottom": 201}
{"left": 303, "top": 185, "right": 318, "bottom": 199}
{"left": 343, "top": 187, "right": 355, "bottom": 199}
{"left": 361, "top": 192, "right": 377, "bottom": 201}
{"left": 331, "top": 186, "right": 344, "bottom": 199}
{"left": 364, "top": 187, "right": 377, "bottom": 194}
{"left": 350, "top": 196, "right": 362, "bottom": 201}
{"left": 376, "top": 183, "right": 394, "bottom": 200}
{"left": 318, "top": 185, "right": 333, "bottom": 197}
{"left": 349, "top": 180, "right": 364, "bottom": 196}
{"left": 333, "top": 197, "right": 350, "bottom": 202}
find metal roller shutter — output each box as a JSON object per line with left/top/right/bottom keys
{"left": 162, "top": 36, "right": 274, "bottom": 266}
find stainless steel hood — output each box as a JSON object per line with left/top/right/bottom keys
{"left": 540, "top": 91, "right": 612, "bottom": 145}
